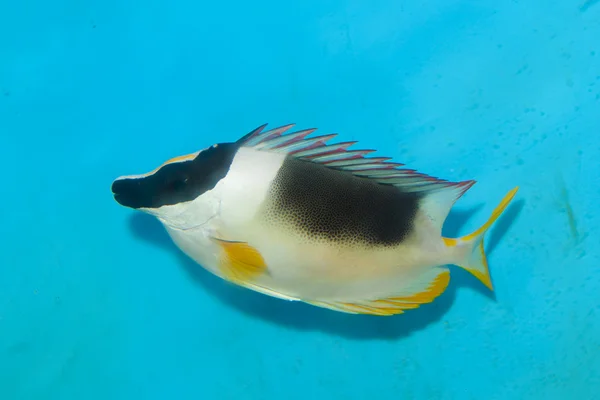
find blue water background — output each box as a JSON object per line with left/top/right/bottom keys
{"left": 1, "top": 1, "right": 599, "bottom": 399}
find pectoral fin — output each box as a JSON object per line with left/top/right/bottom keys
{"left": 307, "top": 269, "right": 451, "bottom": 316}
{"left": 210, "top": 237, "right": 269, "bottom": 284}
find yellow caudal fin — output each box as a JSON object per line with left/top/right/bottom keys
{"left": 443, "top": 187, "right": 519, "bottom": 291}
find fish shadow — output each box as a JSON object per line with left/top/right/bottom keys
{"left": 127, "top": 200, "right": 522, "bottom": 340}
{"left": 580, "top": 0, "right": 600, "bottom": 12}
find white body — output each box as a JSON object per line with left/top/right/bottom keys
{"left": 153, "top": 147, "right": 454, "bottom": 303}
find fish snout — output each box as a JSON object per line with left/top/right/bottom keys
{"left": 111, "top": 178, "right": 145, "bottom": 209}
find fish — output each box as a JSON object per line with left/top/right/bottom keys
{"left": 111, "top": 123, "right": 518, "bottom": 316}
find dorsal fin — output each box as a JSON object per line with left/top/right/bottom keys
{"left": 237, "top": 123, "right": 475, "bottom": 199}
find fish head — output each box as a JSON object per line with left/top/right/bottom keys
{"left": 111, "top": 142, "right": 239, "bottom": 230}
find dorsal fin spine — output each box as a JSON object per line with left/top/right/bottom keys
{"left": 236, "top": 123, "right": 268, "bottom": 144}
{"left": 243, "top": 123, "right": 294, "bottom": 146}
{"left": 310, "top": 149, "right": 375, "bottom": 164}
{"left": 292, "top": 141, "right": 356, "bottom": 158}
{"left": 287, "top": 134, "right": 338, "bottom": 155}
{"left": 272, "top": 129, "right": 316, "bottom": 149}
{"left": 254, "top": 128, "right": 315, "bottom": 150}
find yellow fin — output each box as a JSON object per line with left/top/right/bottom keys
{"left": 307, "top": 270, "right": 451, "bottom": 316}
{"left": 443, "top": 186, "right": 519, "bottom": 291}
{"left": 211, "top": 238, "right": 268, "bottom": 284}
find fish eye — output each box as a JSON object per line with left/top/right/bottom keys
{"left": 169, "top": 177, "right": 188, "bottom": 191}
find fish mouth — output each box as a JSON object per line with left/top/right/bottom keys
{"left": 112, "top": 192, "right": 125, "bottom": 206}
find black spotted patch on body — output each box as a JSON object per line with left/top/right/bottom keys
{"left": 111, "top": 142, "right": 239, "bottom": 209}
{"left": 262, "top": 157, "right": 423, "bottom": 247}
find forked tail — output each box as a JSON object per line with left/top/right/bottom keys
{"left": 444, "top": 187, "right": 519, "bottom": 291}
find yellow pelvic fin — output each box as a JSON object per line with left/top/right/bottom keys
{"left": 443, "top": 186, "right": 519, "bottom": 291}
{"left": 307, "top": 269, "right": 451, "bottom": 316}
{"left": 210, "top": 237, "right": 268, "bottom": 284}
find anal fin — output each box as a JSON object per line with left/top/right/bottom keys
{"left": 307, "top": 269, "right": 451, "bottom": 316}
{"left": 210, "top": 237, "right": 269, "bottom": 284}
